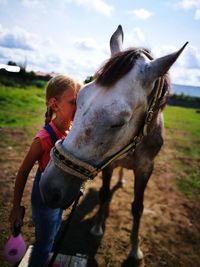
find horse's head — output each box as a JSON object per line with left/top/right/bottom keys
{"left": 40, "top": 25, "right": 188, "bottom": 209}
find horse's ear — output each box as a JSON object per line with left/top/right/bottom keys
{"left": 147, "top": 42, "right": 188, "bottom": 80}
{"left": 110, "top": 25, "right": 124, "bottom": 56}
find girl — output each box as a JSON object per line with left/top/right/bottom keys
{"left": 9, "top": 75, "right": 81, "bottom": 267}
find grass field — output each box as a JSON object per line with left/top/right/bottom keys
{"left": 0, "top": 84, "right": 45, "bottom": 147}
{"left": 0, "top": 84, "right": 199, "bottom": 197}
{"left": 164, "top": 106, "right": 200, "bottom": 197}
{"left": 0, "top": 84, "right": 45, "bottom": 127}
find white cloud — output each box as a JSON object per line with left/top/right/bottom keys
{"left": 178, "top": 45, "right": 200, "bottom": 68}
{"left": 0, "top": 25, "right": 65, "bottom": 75}
{"left": 62, "top": 56, "right": 100, "bottom": 79}
{"left": 0, "top": 25, "right": 55, "bottom": 53}
{"left": 178, "top": 0, "right": 200, "bottom": 9}
{"left": 66, "top": 0, "right": 114, "bottom": 16}
{"left": 156, "top": 44, "right": 200, "bottom": 69}
{"left": 154, "top": 44, "right": 200, "bottom": 86}
{"left": 71, "top": 36, "right": 109, "bottom": 79}
{"left": 0, "top": 25, "right": 40, "bottom": 51}
{"left": 21, "top": 0, "right": 47, "bottom": 8}
{"left": 125, "top": 27, "right": 146, "bottom": 47}
{"left": 0, "top": 46, "right": 29, "bottom": 66}
{"left": 74, "top": 38, "right": 98, "bottom": 51}
{"left": 126, "top": 8, "right": 153, "bottom": 20}
{"left": 194, "top": 8, "right": 200, "bottom": 19}
{"left": 0, "top": 0, "right": 7, "bottom": 5}
{"left": 178, "top": 0, "right": 200, "bottom": 20}
{"left": 0, "top": 38, "right": 103, "bottom": 81}
{"left": 171, "top": 67, "right": 200, "bottom": 86}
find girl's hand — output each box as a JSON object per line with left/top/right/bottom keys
{"left": 9, "top": 206, "right": 24, "bottom": 235}
{"left": 8, "top": 138, "right": 41, "bottom": 235}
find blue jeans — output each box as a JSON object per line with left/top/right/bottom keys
{"left": 28, "top": 169, "right": 63, "bottom": 267}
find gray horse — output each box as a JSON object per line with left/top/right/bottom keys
{"left": 40, "top": 25, "right": 187, "bottom": 263}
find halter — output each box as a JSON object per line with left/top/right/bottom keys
{"left": 51, "top": 74, "right": 165, "bottom": 181}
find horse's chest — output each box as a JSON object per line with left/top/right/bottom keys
{"left": 112, "top": 152, "right": 136, "bottom": 170}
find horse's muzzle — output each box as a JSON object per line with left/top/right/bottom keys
{"left": 39, "top": 169, "right": 83, "bottom": 209}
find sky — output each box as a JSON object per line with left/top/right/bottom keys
{"left": 0, "top": 0, "right": 200, "bottom": 86}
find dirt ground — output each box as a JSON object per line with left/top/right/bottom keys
{"left": 0, "top": 128, "right": 200, "bottom": 267}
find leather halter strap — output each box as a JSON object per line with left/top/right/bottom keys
{"left": 50, "top": 74, "right": 165, "bottom": 181}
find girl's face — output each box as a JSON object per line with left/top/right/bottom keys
{"left": 56, "top": 87, "right": 77, "bottom": 122}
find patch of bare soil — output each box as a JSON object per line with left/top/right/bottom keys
{"left": 0, "top": 128, "right": 199, "bottom": 267}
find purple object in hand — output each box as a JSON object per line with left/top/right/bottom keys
{"left": 4, "top": 206, "right": 26, "bottom": 263}
{"left": 4, "top": 232, "right": 26, "bottom": 263}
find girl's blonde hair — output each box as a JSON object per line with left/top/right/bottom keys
{"left": 45, "top": 74, "right": 81, "bottom": 124}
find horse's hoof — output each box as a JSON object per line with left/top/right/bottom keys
{"left": 90, "top": 225, "right": 103, "bottom": 236}
{"left": 122, "top": 256, "right": 144, "bottom": 267}
{"left": 129, "top": 248, "right": 144, "bottom": 261}
{"left": 118, "top": 178, "right": 125, "bottom": 187}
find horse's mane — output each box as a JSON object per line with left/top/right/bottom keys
{"left": 95, "top": 47, "right": 171, "bottom": 110}
{"left": 95, "top": 48, "right": 142, "bottom": 87}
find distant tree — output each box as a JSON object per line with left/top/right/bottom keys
{"left": 23, "top": 56, "right": 27, "bottom": 72}
{"left": 84, "top": 75, "right": 94, "bottom": 84}
{"left": 7, "top": 61, "right": 17, "bottom": 66}
{"left": 29, "top": 71, "right": 36, "bottom": 80}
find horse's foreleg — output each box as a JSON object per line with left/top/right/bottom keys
{"left": 130, "top": 163, "right": 153, "bottom": 261}
{"left": 117, "top": 167, "right": 125, "bottom": 187}
{"left": 90, "top": 166, "right": 113, "bottom": 236}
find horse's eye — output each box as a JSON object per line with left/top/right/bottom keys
{"left": 110, "top": 122, "right": 125, "bottom": 129}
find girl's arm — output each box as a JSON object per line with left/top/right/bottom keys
{"left": 9, "top": 138, "right": 43, "bottom": 232}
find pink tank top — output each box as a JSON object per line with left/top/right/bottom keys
{"left": 34, "top": 121, "right": 67, "bottom": 172}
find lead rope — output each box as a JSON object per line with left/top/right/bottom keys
{"left": 47, "top": 190, "right": 83, "bottom": 267}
